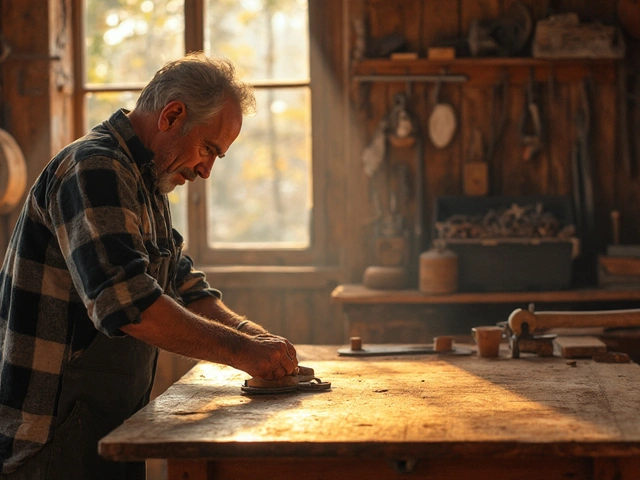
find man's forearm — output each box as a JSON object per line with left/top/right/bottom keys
{"left": 186, "top": 295, "right": 268, "bottom": 335}
{"left": 121, "top": 294, "right": 250, "bottom": 367}
{"left": 120, "top": 294, "right": 296, "bottom": 379}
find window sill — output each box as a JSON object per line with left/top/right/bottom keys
{"left": 200, "top": 265, "right": 344, "bottom": 289}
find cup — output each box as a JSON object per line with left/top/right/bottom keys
{"left": 472, "top": 326, "right": 503, "bottom": 358}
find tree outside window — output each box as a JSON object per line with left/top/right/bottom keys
{"left": 82, "top": 0, "right": 311, "bottom": 256}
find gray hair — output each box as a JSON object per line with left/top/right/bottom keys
{"left": 134, "top": 52, "right": 256, "bottom": 132}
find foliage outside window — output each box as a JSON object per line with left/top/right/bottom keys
{"left": 82, "top": 0, "right": 311, "bottom": 259}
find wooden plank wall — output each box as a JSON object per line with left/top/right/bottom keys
{"left": 0, "top": 0, "right": 75, "bottom": 254}
{"left": 344, "top": 0, "right": 640, "bottom": 288}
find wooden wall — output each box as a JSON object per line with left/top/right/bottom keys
{"left": 344, "top": 0, "right": 640, "bottom": 288}
{"left": 0, "top": 0, "right": 75, "bottom": 254}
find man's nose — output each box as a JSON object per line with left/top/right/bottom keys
{"left": 195, "top": 159, "right": 214, "bottom": 179}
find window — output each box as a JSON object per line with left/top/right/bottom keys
{"left": 77, "top": 0, "right": 319, "bottom": 267}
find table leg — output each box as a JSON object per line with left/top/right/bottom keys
{"left": 593, "top": 457, "right": 640, "bottom": 480}
{"left": 167, "top": 459, "right": 209, "bottom": 480}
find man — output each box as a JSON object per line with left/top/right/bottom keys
{"left": 0, "top": 52, "right": 299, "bottom": 479}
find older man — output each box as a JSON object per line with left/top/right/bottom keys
{"left": 0, "top": 53, "right": 298, "bottom": 479}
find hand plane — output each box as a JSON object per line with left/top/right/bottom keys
{"left": 241, "top": 366, "right": 331, "bottom": 395}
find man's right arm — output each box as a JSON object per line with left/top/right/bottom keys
{"left": 120, "top": 294, "right": 298, "bottom": 380}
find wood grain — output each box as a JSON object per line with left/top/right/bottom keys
{"left": 100, "top": 345, "right": 640, "bottom": 462}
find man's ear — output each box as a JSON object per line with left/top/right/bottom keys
{"left": 158, "top": 101, "right": 187, "bottom": 131}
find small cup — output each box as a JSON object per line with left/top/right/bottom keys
{"left": 472, "top": 326, "right": 503, "bottom": 358}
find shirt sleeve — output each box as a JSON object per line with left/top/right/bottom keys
{"left": 174, "top": 252, "right": 222, "bottom": 305}
{"left": 48, "top": 155, "right": 163, "bottom": 336}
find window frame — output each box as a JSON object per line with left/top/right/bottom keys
{"left": 72, "top": 0, "right": 333, "bottom": 269}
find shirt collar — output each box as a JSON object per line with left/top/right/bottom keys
{"left": 106, "top": 109, "right": 155, "bottom": 168}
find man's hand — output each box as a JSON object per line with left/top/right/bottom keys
{"left": 235, "top": 334, "right": 298, "bottom": 380}
{"left": 123, "top": 295, "right": 298, "bottom": 380}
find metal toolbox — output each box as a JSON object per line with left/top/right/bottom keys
{"left": 433, "top": 196, "right": 579, "bottom": 292}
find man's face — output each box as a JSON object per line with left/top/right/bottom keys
{"left": 154, "top": 100, "right": 243, "bottom": 194}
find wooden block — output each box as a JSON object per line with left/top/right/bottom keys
{"left": 599, "top": 255, "right": 640, "bottom": 275}
{"left": 597, "top": 270, "right": 640, "bottom": 287}
{"left": 390, "top": 52, "right": 418, "bottom": 61}
{"left": 350, "top": 337, "right": 362, "bottom": 351}
{"left": 532, "top": 14, "right": 625, "bottom": 59}
{"left": 463, "top": 162, "right": 489, "bottom": 196}
{"left": 427, "top": 47, "right": 456, "bottom": 60}
{"left": 433, "top": 336, "right": 454, "bottom": 352}
{"left": 553, "top": 336, "right": 607, "bottom": 358}
{"left": 592, "top": 351, "right": 631, "bottom": 363}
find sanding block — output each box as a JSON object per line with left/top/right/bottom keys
{"left": 241, "top": 366, "right": 331, "bottom": 395}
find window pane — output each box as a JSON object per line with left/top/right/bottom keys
{"left": 204, "top": 0, "right": 309, "bottom": 82}
{"left": 207, "top": 87, "right": 311, "bottom": 247}
{"left": 85, "top": 92, "right": 138, "bottom": 131}
{"left": 84, "top": 0, "right": 185, "bottom": 85}
{"left": 168, "top": 186, "right": 188, "bottom": 245}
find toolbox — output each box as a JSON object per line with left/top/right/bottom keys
{"left": 433, "top": 196, "right": 579, "bottom": 292}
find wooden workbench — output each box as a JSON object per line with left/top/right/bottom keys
{"left": 99, "top": 345, "right": 640, "bottom": 480}
{"left": 331, "top": 284, "right": 640, "bottom": 343}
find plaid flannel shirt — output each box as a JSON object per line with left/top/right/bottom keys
{"left": 0, "top": 109, "right": 220, "bottom": 473}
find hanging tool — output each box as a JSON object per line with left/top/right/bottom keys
{"left": 611, "top": 210, "right": 620, "bottom": 246}
{"left": 428, "top": 73, "right": 458, "bottom": 149}
{"left": 462, "top": 128, "right": 488, "bottom": 196}
{"left": 487, "top": 69, "right": 509, "bottom": 165}
{"left": 574, "top": 77, "right": 597, "bottom": 284}
{"left": 518, "top": 70, "right": 544, "bottom": 162}
{"left": 617, "top": 64, "right": 633, "bottom": 177}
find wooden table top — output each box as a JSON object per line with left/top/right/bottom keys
{"left": 99, "top": 345, "right": 640, "bottom": 462}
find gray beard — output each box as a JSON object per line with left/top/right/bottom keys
{"left": 156, "top": 172, "right": 176, "bottom": 194}
{"left": 156, "top": 168, "right": 197, "bottom": 194}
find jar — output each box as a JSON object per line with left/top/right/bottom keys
{"left": 419, "top": 242, "right": 458, "bottom": 294}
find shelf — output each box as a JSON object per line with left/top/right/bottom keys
{"left": 331, "top": 284, "right": 640, "bottom": 305}
{"left": 351, "top": 57, "right": 618, "bottom": 85}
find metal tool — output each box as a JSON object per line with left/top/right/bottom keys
{"left": 518, "top": 71, "right": 544, "bottom": 162}
{"left": 338, "top": 336, "right": 473, "bottom": 357}
{"left": 507, "top": 304, "right": 640, "bottom": 358}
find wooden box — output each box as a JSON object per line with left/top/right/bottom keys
{"left": 532, "top": 13, "right": 625, "bottom": 59}
{"left": 434, "top": 196, "right": 578, "bottom": 292}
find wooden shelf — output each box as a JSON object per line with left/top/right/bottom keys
{"left": 331, "top": 284, "right": 640, "bottom": 305}
{"left": 351, "top": 57, "right": 618, "bottom": 85}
